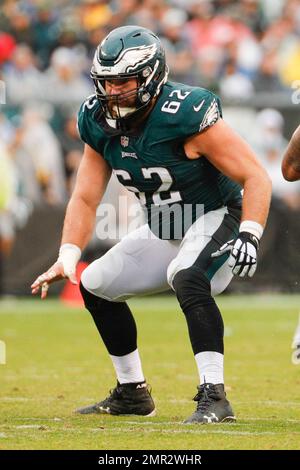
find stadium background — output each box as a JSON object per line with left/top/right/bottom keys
{"left": 1, "top": 0, "right": 300, "bottom": 296}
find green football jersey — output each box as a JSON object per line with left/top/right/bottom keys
{"left": 77, "top": 81, "right": 242, "bottom": 239}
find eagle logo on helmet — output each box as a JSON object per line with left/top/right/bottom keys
{"left": 125, "top": 44, "right": 157, "bottom": 72}
{"left": 94, "top": 44, "right": 157, "bottom": 76}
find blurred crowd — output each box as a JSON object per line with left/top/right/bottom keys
{"left": 1, "top": 0, "right": 300, "bottom": 257}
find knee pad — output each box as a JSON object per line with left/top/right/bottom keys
{"left": 172, "top": 267, "right": 214, "bottom": 312}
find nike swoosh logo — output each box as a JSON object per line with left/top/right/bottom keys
{"left": 193, "top": 99, "right": 205, "bottom": 112}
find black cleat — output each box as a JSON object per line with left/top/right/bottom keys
{"left": 76, "top": 382, "right": 156, "bottom": 416}
{"left": 184, "top": 383, "right": 236, "bottom": 424}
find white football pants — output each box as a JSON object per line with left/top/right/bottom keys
{"left": 81, "top": 206, "right": 239, "bottom": 301}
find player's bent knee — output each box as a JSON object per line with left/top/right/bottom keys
{"left": 79, "top": 281, "right": 107, "bottom": 311}
{"left": 79, "top": 281, "right": 121, "bottom": 313}
{"left": 80, "top": 246, "right": 128, "bottom": 301}
{"left": 172, "top": 267, "right": 214, "bottom": 312}
{"left": 80, "top": 263, "right": 103, "bottom": 294}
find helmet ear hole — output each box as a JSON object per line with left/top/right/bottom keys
{"left": 142, "top": 67, "right": 152, "bottom": 78}
{"left": 140, "top": 91, "right": 151, "bottom": 103}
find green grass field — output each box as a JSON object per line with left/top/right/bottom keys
{"left": 0, "top": 294, "right": 300, "bottom": 450}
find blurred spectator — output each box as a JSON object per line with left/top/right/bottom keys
{"left": 84, "top": 26, "right": 108, "bottom": 60}
{"left": 219, "top": 59, "right": 254, "bottom": 100}
{"left": 60, "top": 114, "right": 83, "bottom": 159}
{"left": 253, "top": 108, "right": 300, "bottom": 209}
{"left": 251, "top": 105, "right": 300, "bottom": 286}
{"left": 4, "top": 3, "right": 34, "bottom": 48}
{"left": 59, "top": 114, "right": 83, "bottom": 194}
{"left": 0, "top": 32, "right": 16, "bottom": 65}
{"left": 0, "top": 113, "right": 14, "bottom": 144}
{"left": 253, "top": 48, "right": 284, "bottom": 92}
{"left": 44, "top": 47, "right": 92, "bottom": 107}
{"left": 160, "top": 8, "right": 194, "bottom": 83}
{"left": 235, "top": 36, "right": 262, "bottom": 78}
{"left": 109, "top": 0, "right": 144, "bottom": 30}
{"left": 195, "top": 46, "right": 224, "bottom": 91}
{"left": 127, "top": 0, "right": 169, "bottom": 33}
{"left": 3, "top": 44, "right": 45, "bottom": 106}
{"left": 8, "top": 125, "right": 42, "bottom": 206}
{"left": 31, "top": 2, "right": 60, "bottom": 69}
{"left": 280, "top": 41, "right": 300, "bottom": 87}
{"left": 186, "top": 1, "right": 253, "bottom": 56}
{"left": 79, "top": 0, "right": 113, "bottom": 32}
{"left": 0, "top": 141, "right": 16, "bottom": 255}
{"left": 260, "top": 0, "right": 285, "bottom": 25}
{"left": 261, "top": 0, "right": 300, "bottom": 88}
{"left": 235, "top": 0, "right": 266, "bottom": 35}
{"left": 17, "top": 105, "right": 67, "bottom": 205}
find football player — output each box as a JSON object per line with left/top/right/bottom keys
{"left": 282, "top": 125, "right": 300, "bottom": 364}
{"left": 282, "top": 124, "right": 300, "bottom": 181}
{"left": 31, "top": 26, "right": 272, "bottom": 424}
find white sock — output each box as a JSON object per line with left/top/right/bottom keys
{"left": 195, "top": 351, "right": 224, "bottom": 385}
{"left": 110, "top": 349, "right": 145, "bottom": 384}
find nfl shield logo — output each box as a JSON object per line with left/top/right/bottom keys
{"left": 120, "top": 136, "right": 129, "bottom": 147}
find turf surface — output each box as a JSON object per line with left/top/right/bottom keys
{"left": 0, "top": 295, "right": 300, "bottom": 450}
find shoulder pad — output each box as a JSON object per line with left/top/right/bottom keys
{"left": 77, "top": 95, "right": 107, "bottom": 153}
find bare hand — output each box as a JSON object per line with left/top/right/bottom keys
{"left": 31, "top": 261, "right": 78, "bottom": 299}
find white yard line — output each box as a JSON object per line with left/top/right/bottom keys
{"left": 235, "top": 400, "right": 300, "bottom": 406}
{"left": 2, "top": 295, "right": 300, "bottom": 314}
{"left": 4, "top": 425, "right": 294, "bottom": 436}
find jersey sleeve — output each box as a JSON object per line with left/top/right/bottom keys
{"left": 77, "top": 95, "right": 107, "bottom": 154}
{"left": 177, "top": 88, "right": 222, "bottom": 138}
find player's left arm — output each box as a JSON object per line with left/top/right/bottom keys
{"left": 184, "top": 118, "right": 272, "bottom": 277}
{"left": 282, "top": 125, "right": 300, "bottom": 181}
{"left": 185, "top": 118, "right": 272, "bottom": 226}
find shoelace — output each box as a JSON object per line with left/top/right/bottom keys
{"left": 193, "top": 386, "right": 216, "bottom": 413}
{"left": 97, "top": 383, "right": 151, "bottom": 407}
{"left": 97, "top": 386, "right": 122, "bottom": 407}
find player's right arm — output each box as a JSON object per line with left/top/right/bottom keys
{"left": 282, "top": 125, "right": 300, "bottom": 181}
{"left": 31, "top": 144, "right": 111, "bottom": 298}
{"left": 61, "top": 144, "right": 111, "bottom": 248}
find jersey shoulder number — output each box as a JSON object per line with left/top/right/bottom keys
{"left": 77, "top": 94, "right": 107, "bottom": 153}
{"left": 159, "top": 82, "right": 222, "bottom": 138}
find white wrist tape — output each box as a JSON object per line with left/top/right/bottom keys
{"left": 239, "top": 220, "right": 264, "bottom": 240}
{"left": 58, "top": 243, "right": 81, "bottom": 276}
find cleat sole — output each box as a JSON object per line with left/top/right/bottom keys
{"left": 220, "top": 416, "right": 236, "bottom": 423}
{"left": 183, "top": 415, "right": 237, "bottom": 425}
{"left": 144, "top": 408, "right": 156, "bottom": 417}
{"left": 75, "top": 407, "right": 156, "bottom": 417}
